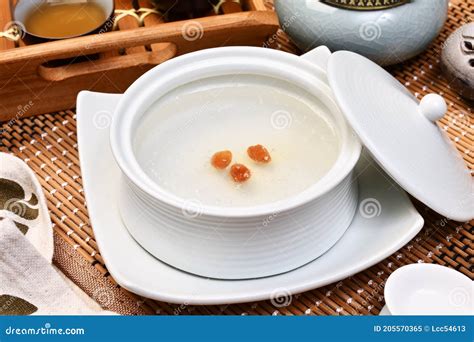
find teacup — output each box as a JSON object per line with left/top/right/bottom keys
{"left": 12, "top": 0, "right": 114, "bottom": 44}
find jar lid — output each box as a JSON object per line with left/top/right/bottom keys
{"left": 327, "top": 50, "right": 473, "bottom": 221}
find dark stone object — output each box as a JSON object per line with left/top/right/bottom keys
{"left": 441, "top": 23, "right": 474, "bottom": 101}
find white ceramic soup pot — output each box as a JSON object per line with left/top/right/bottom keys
{"left": 110, "top": 46, "right": 362, "bottom": 279}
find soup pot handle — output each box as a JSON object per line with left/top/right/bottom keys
{"left": 301, "top": 45, "right": 331, "bottom": 73}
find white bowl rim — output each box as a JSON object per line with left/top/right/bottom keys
{"left": 110, "top": 46, "right": 362, "bottom": 218}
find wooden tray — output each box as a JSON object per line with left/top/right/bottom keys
{"left": 0, "top": 0, "right": 279, "bottom": 121}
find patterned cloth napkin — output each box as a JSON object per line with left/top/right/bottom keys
{"left": 0, "top": 153, "right": 111, "bottom": 315}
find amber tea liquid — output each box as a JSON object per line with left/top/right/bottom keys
{"left": 24, "top": 2, "right": 107, "bottom": 38}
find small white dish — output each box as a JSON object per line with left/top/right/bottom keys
{"left": 379, "top": 305, "right": 391, "bottom": 315}
{"left": 77, "top": 91, "right": 424, "bottom": 305}
{"left": 383, "top": 263, "right": 473, "bottom": 315}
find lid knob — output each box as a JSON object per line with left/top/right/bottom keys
{"left": 419, "top": 94, "right": 447, "bottom": 123}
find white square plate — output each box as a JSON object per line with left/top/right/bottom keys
{"left": 77, "top": 91, "right": 424, "bottom": 305}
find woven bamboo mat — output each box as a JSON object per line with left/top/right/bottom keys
{"left": 0, "top": 0, "right": 472, "bottom": 315}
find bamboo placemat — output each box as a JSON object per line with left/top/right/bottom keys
{"left": 0, "top": 0, "right": 472, "bottom": 315}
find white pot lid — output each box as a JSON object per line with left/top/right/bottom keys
{"left": 327, "top": 51, "right": 473, "bottom": 222}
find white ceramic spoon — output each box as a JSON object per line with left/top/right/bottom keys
{"left": 381, "top": 264, "right": 473, "bottom": 315}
